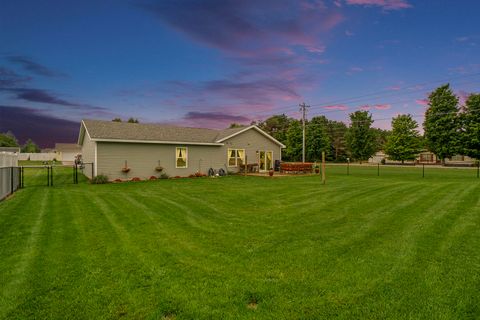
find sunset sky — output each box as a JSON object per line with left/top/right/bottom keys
{"left": 1, "top": 0, "right": 479, "bottom": 147}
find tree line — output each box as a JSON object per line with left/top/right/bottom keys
{"left": 0, "top": 132, "right": 40, "bottom": 153}
{"left": 244, "top": 84, "right": 479, "bottom": 163}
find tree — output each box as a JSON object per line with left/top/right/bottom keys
{"left": 384, "top": 114, "right": 422, "bottom": 163}
{"left": 112, "top": 118, "right": 122, "bottom": 122}
{"left": 21, "top": 139, "right": 40, "bottom": 153}
{"left": 285, "top": 119, "right": 303, "bottom": 161}
{"left": 372, "top": 128, "right": 391, "bottom": 152}
{"left": 423, "top": 84, "right": 460, "bottom": 162}
{"left": 326, "top": 120, "right": 348, "bottom": 161}
{"left": 127, "top": 118, "right": 139, "bottom": 123}
{"left": 0, "top": 131, "right": 19, "bottom": 147}
{"left": 256, "top": 114, "right": 292, "bottom": 144}
{"left": 228, "top": 123, "right": 246, "bottom": 129}
{"left": 461, "top": 93, "right": 480, "bottom": 159}
{"left": 346, "top": 111, "right": 376, "bottom": 163}
{"left": 306, "top": 116, "right": 330, "bottom": 161}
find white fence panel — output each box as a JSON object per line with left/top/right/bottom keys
{"left": 18, "top": 153, "right": 58, "bottom": 161}
{"left": 0, "top": 152, "right": 19, "bottom": 201}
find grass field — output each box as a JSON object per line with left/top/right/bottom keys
{"left": 0, "top": 165, "right": 479, "bottom": 319}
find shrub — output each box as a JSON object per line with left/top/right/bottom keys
{"left": 149, "top": 176, "right": 157, "bottom": 180}
{"left": 188, "top": 174, "right": 196, "bottom": 178}
{"left": 130, "top": 177, "right": 141, "bottom": 182}
{"left": 381, "top": 158, "right": 386, "bottom": 165}
{"left": 174, "top": 175, "right": 181, "bottom": 179}
{"left": 159, "top": 173, "right": 169, "bottom": 179}
{"left": 91, "top": 175, "right": 109, "bottom": 184}
{"left": 114, "top": 178, "right": 122, "bottom": 183}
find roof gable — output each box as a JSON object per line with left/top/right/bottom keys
{"left": 215, "top": 125, "right": 286, "bottom": 148}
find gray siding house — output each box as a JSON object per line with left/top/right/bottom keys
{"left": 78, "top": 120, "right": 285, "bottom": 180}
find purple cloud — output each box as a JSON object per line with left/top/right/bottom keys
{"left": 345, "top": 0, "right": 412, "bottom": 10}
{"left": 0, "top": 105, "right": 79, "bottom": 147}
{"left": 7, "top": 56, "right": 66, "bottom": 78}
{"left": 0, "top": 67, "right": 31, "bottom": 88}
{"left": 184, "top": 111, "right": 250, "bottom": 122}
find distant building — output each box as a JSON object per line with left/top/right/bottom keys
{"left": 0, "top": 147, "right": 20, "bottom": 153}
{"left": 55, "top": 143, "right": 81, "bottom": 164}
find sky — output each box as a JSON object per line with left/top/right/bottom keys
{"left": 1, "top": 0, "right": 479, "bottom": 147}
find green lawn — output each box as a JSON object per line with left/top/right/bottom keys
{"left": 0, "top": 165, "right": 479, "bottom": 319}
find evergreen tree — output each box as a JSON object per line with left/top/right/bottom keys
{"left": 346, "top": 111, "right": 376, "bottom": 163}
{"left": 0, "top": 131, "right": 19, "bottom": 147}
{"left": 306, "top": 116, "right": 330, "bottom": 161}
{"left": 384, "top": 114, "right": 421, "bottom": 163}
{"left": 21, "top": 139, "right": 40, "bottom": 153}
{"left": 112, "top": 118, "right": 122, "bottom": 122}
{"left": 461, "top": 93, "right": 480, "bottom": 159}
{"left": 423, "top": 84, "right": 460, "bottom": 162}
{"left": 285, "top": 119, "right": 303, "bottom": 161}
{"left": 127, "top": 118, "right": 139, "bottom": 123}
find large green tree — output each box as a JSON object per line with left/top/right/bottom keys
{"left": 21, "top": 139, "right": 41, "bottom": 153}
{"left": 423, "top": 84, "right": 460, "bottom": 162}
{"left": 384, "top": 114, "right": 422, "bottom": 163}
{"left": 285, "top": 119, "right": 303, "bottom": 161}
{"left": 256, "top": 114, "right": 292, "bottom": 144}
{"left": 0, "top": 131, "right": 19, "bottom": 147}
{"left": 346, "top": 111, "right": 376, "bottom": 162}
{"left": 461, "top": 93, "right": 480, "bottom": 159}
{"left": 306, "top": 116, "right": 330, "bottom": 162}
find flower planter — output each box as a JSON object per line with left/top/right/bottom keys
{"left": 268, "top": 170, "right": 274, "bottom": 177}
{"left": 155, "top": 166, "right": 164, "bottom": 172}
{"left": 121, "top": 168, "right": 130, "bottom": 173}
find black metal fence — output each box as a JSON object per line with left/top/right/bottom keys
{"left": 0, "top": 167, "right": 20, "bottom": 201}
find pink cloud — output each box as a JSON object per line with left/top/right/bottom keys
{"left": 359, "top": 105, "right": 371, "bottom": 110}
{"left": 324, "top": 105, "right": 348, "bottom": 110}
{"left": 415, "top": 99, "right": 429, "bottom": 107}
{"left": 345, "top": 0, "right": 412, "bottom": 10}
{"left": 387, "top": 85, "right": 401, "bottom": 91}
{"left": 374, "top": 104, "right": 391, "bottom": 110}
{"left": 306, "top": 45, "right": 326, "bottom": 53}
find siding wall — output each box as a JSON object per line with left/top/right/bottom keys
{"left": 97, "top": 143, "right": 225, "bottom": 180}
{"left": 222, "top": 128, "right": 282, "bottom": 171}
{"left": 80, "top": 132, "right": 96, "bottom": 179}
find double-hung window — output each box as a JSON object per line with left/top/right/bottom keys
{"left": 176, "top": 147, "right": 188, "bottom": 168}
{"left": 228, "top": 149, "right": 245, "bottom": 167}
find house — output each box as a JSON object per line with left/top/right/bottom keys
{"left": 77, "top": 120, "right": 285, "bottom": 180}
{"left": 55, "top": 143, "right": 81, "bottom": 164}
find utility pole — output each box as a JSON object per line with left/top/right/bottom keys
{"left": 299, "top": 102, "right": 310, "bottom": 163}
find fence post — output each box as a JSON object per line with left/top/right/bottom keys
{"left": 321, "top": 151, "right": 326, "bottom": 185}
{"left": 422, "top": 164, "right": 425, "bottom": 178}
{"left": 10, "top": 167, "right": 14, "bottom": 195}
{"left": 477, "top": 161, "right": 479, "bottom": 178}
{"left": 377, "top": 163, "right": 380, "bottom": 176}
{"left": 91, "top": 163, "right": 94, "bottom": 179}
{"left": 51, "top": 166, "right": 53, "bottom": 186}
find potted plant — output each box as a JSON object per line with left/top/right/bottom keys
{"left": 313, "top": 164, "right": 320, "bottom": 174}
{"left": 155, "top": 160, "right": 163, "bottom": 172}
{"left": 268, "top": 168, "right": 274, "bottom": 176}
{"left": 121, "top": 160, "right": 130, "bottom": 173}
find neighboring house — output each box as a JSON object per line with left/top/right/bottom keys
{"left": 0, "top": 147, "right": 20, "bottom": 153}
{"left": 368, "top": 151, "right": 386, "bottom": 164}
{"left": 445, "top": 155, "right": 476, "bottom": 166}
{"left": 78, "top": 120, "right": 285, "bottom": 180}
{"left": 55, "top": 143, "right": 81, "bottom": 164}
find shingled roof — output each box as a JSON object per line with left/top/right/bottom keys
{"left": 80, "top": 119, "right": 249, "bottom": 145}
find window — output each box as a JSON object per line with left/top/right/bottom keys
{"left": 176, "top": 147, "right": 188, "bottom": 168}
{"left": 228, "top": 149, "right": 245, "bottom": 167}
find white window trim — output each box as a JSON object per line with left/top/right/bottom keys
{"left": 227, "top": 148, "right": 245, "bottom": 167}
{"left": 175, "top": 147, "right": 188, "bottom": 168}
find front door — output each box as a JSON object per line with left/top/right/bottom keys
{"left": 259, "top": 151, "right": 273, "bottom": 172}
